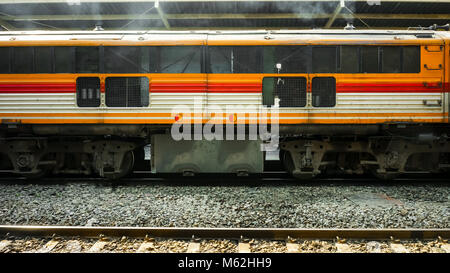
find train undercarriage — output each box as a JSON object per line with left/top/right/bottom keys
{"left": 1, "top": 123, "right": 450, "bottom": 180}
{"left": 280, "top": 135, "right": 450, "bottom": 180}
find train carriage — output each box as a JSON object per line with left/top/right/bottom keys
{"left": 0, "top": 29, "right": 449, "bottom": 179}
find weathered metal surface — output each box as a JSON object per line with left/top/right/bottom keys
{"left": 152, "top": 134, "right": 264, "bottom": 174}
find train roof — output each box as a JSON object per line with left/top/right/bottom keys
{"left": 0, "top": 29, "right": 445, "bottom": 35}
{"left": 0, "top": 29, "right": 448, "bottom": 44}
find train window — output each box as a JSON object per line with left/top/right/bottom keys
{"left": 55, "top": 47, "right": 74, "bottom": 73}
{"left": 381, "top": 47, "right": 402, "bottom": 73}
{"left": 148, "top": 47, "right": 159, "bottom": 73}
{"left": 312, "top": 77, "right": 336, "bottom": 107}
{"left": 402, "top": 46, "right": 420, "bottom": 73}
{"left": 263, "top": 47, "right": 276, "bottom": 73}
{"left": 209, "top": 46, "right": 231, "bottom": 73}
{"left": 105, "top": 77, "right": 149, "bottom": 107}
{"left": 234, "top": 47, "right": 263, "bottom": 73}
{"left": 264, "top": 46, "right": 309, "bottom": 73}
{"left": 340, "top": 46, "right": 359, "bottom": 73}
{"left": 34, "top": 47, "right": 53, "bottom": 73}
{"left": 140, "top": 46, "right": 150, "bottom": 73}
{"left": 76, "top": 77, "right": 100, "bottom": 107}
{"left": 104, "top": 46, "right": 143, "bottom": 73}
{"left": 262, "top": 77, "right": 275, "bottom": 106}
{"left": 158, "top": 46, "right": 201, "bottom": 73}
{"left": 13, "top": 47, "right": 33, "bottom": 73}
{"left": 312, "top": 46, "right": 337, "bottom": 73}
{"left": 0, "top": 47, "right": 10, "bottom": 73}
{"left": 75, "top": 47, "right": 99, "bottom": 73}
{"left": 361, "top": 47, "right": 379, "bottom": 73}
{"left": 208, "top": 46, "right": 263, "bottom": 73}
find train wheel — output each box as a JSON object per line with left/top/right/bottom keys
{"left": 281, "top": 150, "right": 316, "bottom": 180}
{"left": 280, "top": 150, "right": 295, "bottom": 174}
{"left": 104, "top": 151, "right": 135, "bottom": 180}
{"left": 291, "top": 171, "right": 315, "bottom": 180}
{"left": 23, "top": 167, "right": 50, "bottom": 180}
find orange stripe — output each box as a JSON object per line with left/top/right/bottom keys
{"left": 7, "top": 119, "right": 172, "bottom": 124}
{"left": 0, "top": 112, "right": 446, "bottom": 118}
{"left": 278, "top": 119, "right": 447, "bottom": 124}
{"left": 279, "top": 112, "right": 446, "bottom": 117}
{"left": 0, "top": 113, "right": 173, "bottom": 117}
{"left": 4, "top": 118, "right": 447, "bottom": 125}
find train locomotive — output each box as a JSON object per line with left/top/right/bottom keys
{"left": 0, "top": 29, "right": 449, "bottom": 179}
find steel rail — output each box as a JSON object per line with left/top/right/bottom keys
{"left": 0, "top": 226, "right": 448, "bottom": 240}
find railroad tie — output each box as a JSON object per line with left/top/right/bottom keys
{"left": 365, "top": 241, "right": 383, "bottom": 253}
{"left": 286, "top": 242, "right": 300, "bottom": 253}
{"left": 389, "top": 243, "right": 409, "bottom": 253}
{"left": 88, "top": 240, "right": 108, "bottom": 253}
{"left": 65, "top": 240, "right": 82, "bottom": 252}
{"left": 36, "top": 239, "right": 59, "bottom": 253}
{"left": 335, "top": 243, "right": 353, "bottom": 253}
{"left": 137, "top": 235, "right": 156, "bottom": 253}
{"left": 187, "top": 242, "right": 201, "bottom": 253}
{"left": 441, "top": 243, "right": 450, "bottom": 253}
{"left": 0, "top": 240, "right": 11, "bottom": 252}
{"left": 136, "top": 241, "right": 155, "bottom": 253}
{"left": 238, "top": 242, "right": 251, "bottom": 253}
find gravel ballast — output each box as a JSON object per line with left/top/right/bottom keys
{"left": 0, "top": 178, "right": 448, "bottom": 228}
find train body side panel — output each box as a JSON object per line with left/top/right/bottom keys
{"left": 444, "top": 35, "right": 450, "bottom": 122}
{"left": 0, "top": 35, "right": 447, "bottom": 126}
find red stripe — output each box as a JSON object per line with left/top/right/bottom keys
{"left": 0, "top": 83, "right": 75, "bottom": 93}
{"left": 0, "top": 90, "right": 75, "bottom": 93}
{"left": 150, "top": 83, "right": 262, "bottom": 93}
{"left": 0, "top": 82, "right": 447, "bottom": 94}
{"left": 150, "top": 83, "right": 207, "bottom": 93}
{"left": 337, "top": 83, "right": 443, "bottom": 93}
{"left": 0, "top": 84, "right": 74, "bottom": 88}
{"left": 208, "top": 83, "right": 261, "bottom": 93}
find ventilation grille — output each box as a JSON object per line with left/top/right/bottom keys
{"left": 76, "top": 77, "right": 100, "bottom": 107}
{"left": 105, "top": 77, "right": 149, "bottom": 107}
{"left": 275, "top": 77, "right": 307, "bottom": 107}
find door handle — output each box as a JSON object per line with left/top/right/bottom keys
{"left": 424, "top": 64, "right": 442, "bottom": 70}
{"left": 423, "top": 99, "right": 442, "bottom": 107}
{"left": 424, "top": 46, "right": 443, "bottom": 52}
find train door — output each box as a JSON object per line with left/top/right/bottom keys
{"left": 421, "top": 44, "right": 446, "bottom": 121}
{"left": 263, "top": 76, "right": 336, "bottom": 120}
{"left": 447, "top": 39, "right": 450, "bottom": 122}
{"left": 206, "top": 45, "right": 264, "bottom": 127}
{"left": 262, "top": 45, "right": 337, "bottom": 124}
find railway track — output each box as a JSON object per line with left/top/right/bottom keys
{"left": 0, "top": 226, "right": 449, "bottom": 253}
{"left": 0, "top": 172, "right": 449, "bottom": 184}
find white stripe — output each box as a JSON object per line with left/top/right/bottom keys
{"left": 3, "top": 116, "right": 442, "bottom": 120}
